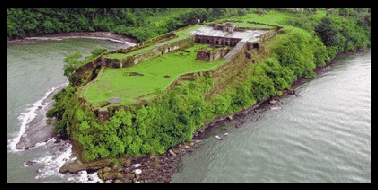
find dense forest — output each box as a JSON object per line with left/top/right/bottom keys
{"left": 7, "top": 8, "right": 249, "bottom": 42}
{"left": 37, "top": 8, "right": 371, "bottom": 162}
{"left": 8, "top": 8, "right": 370, "bottom": 43}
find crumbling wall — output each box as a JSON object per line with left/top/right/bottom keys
{"left": 196, "top": 47, "right": 230, "bottom": 61}
{"left": 103, "top": 32, "right": 177, "bottom": 56}
{"left": 196, "top": 51, "right": 209, "bottom": 61}
{"left": 246, "top": 42, "right": 260, "bottom": 51}
{"left": 103, "top": 58, "right": 121, "bottom": 68}
{"left": 205, "top": 42, "right": 249, "bottom": 98}
{"left": 195, "top": 34, "right": 241, "bottom": 46}
{"left": 223, "top": 23, "right": 235, "bottom": 33}
{"left": 258, "top": 30, "right": 276, "bottom": 44}
{"left": 97, "top": 107, "right": 110, "bottom": 123}
{"left": 120, "top": 36, "right": 194, "bottom": 67}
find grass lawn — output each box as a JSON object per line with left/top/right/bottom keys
{"left": 105, "top": 53, "right": 128, "bottom": 59}
{"left": 165, "top": 24, "right": 203, "bottom": 43}
{"left": 207, "top": 10, "right": 302, "bottom": 28}
{"left": 79, "top": 43, "right": 226, "bottom": 107}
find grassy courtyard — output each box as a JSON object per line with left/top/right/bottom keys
{"left": 78, "top": 43, "right": 226, "bottom": 108}
{"left": 105, "top": 25, "right": 203, "bottom": 59}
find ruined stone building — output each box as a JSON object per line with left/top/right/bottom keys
{"left": 223, "top": 23, "right": 235, "bottom": 33}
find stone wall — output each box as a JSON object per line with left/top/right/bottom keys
{"left": 196, "top": 47, "right": 230, "bottom": 61}
{"left": 246, "top": 42, "right": 260, "bottom": 51}
{"left": 103, "top": 58, "right": 122, "bottom": 68}
{"left": 223, "top": 23, "right": 235, "bottom": 33}
{"left": 195, "top": 34, "right": 241, "bottom": 46}
{"left": 205, "top": 42, "right": 249, "bottom": 97}
{"left": 105, "top": 32, "right": 178, "bottom": 56}
{"left": 258, "top": 30, "right": 276, "bottom": 44}
{"left": 120, "top": 36, "right": 194, "bottom": 67}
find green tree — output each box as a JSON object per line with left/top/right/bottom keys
{"left": 63, "top": 52, "right": 82, "bottom": 78}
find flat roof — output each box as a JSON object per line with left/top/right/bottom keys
{"left": 190, "top": 26, "right": 268, "bottom": 43}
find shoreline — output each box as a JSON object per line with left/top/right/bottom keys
{"left": 7, "top": 32, "right": 139, "bottom": 45}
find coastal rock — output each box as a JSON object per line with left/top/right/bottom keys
{"left": 88, "top": 176, "right": 94, "bottom": 181}
{"left": 103, "top": 166, "right": 111, "bottom": 173}
{"left": 25, "top": 161, "right": 37, "bottom": 166}
{"left": 169, "top": 149, "right": 176, "bottom": 157}
{"left": 287, "top": 89, "right": 295, "bottom": 95}
{"left": 269, "top": 99, "right": 277, "bottom": 105}
{"left": 114, "top": 179, "right": 122, "bottom": 183}
{"left": 108, "top": 98, "right": 121, "bottom": 104}
{"left": 101, "top": 172, "right": 123, "bottom": 181}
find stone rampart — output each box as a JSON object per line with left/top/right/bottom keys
{"left": 258, "top": 30, "right": 276, "bottom": 44}
{"left": 195, "top": 34, "right": 241, "bottom": 46}
{"left": 120, "top": 36, "right": 194, "bottom": 67}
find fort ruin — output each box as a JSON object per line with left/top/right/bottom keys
{"left": 74, "top": 23, "right": 281, "bottom": 121}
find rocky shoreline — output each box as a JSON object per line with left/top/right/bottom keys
{"left": 58, "top": 96, "right": 274, "bottom": 183}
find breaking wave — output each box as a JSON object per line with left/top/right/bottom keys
{"left": 7, "top": 82, "right": 68, "bottom": 152}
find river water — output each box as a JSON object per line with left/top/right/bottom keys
{"left": 7, "top": 38, "right": 370, "bottom": 183}
{"left": 172, "top": 50, "right": 371, "bottom": 183}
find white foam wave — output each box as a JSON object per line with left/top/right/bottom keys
{"left": 32, "top": 139, "right": 72, "bottom": 180}
{"left": 25, "top": 37, "right": 50, "bottom": 41}
{"left": 30, "top": 138, "right": 102, "bottom": 183}
{"left": 25, "top": 37, "right": 64, "bottom": 41}
{"left": 25, "top": 36, "right": 137, "bottom": 46}
{"left": 269, "top": 106, "right": 282, "bottom": 110}
{"left": 8, "top": 82, "right": 68, "bottom": 152}
{"left": 82, "top": 36, "right": 137, "bottom": 46}
{"left": 33, "top": 138, "right": 56, "bottom": 149}
{"left": 67, "top": 171, "right": 103, "bottom": 183}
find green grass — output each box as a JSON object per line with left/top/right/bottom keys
{"left": 105, "top": 53, "right": 128, "bottom": 59}
{"left": 79, "top": 43, "right": 226, "bottom": 107}
{"left": 207, "top": 10, "right": 300, "bottom": 29}
{"left": 166, "top": 25, "right": 202, "bottom": 43}
{"left": 233, "top": 23, "right": 272, "bottom": 28}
